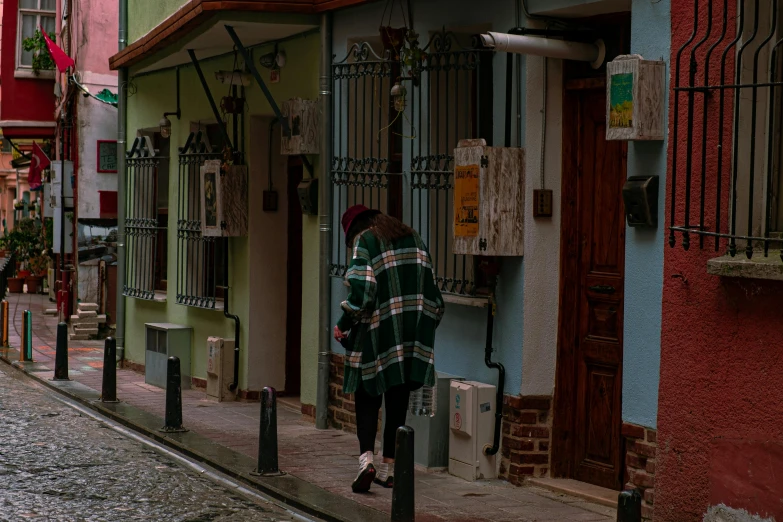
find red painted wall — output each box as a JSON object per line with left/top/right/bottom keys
{"left": 657, "top": 2, "right": 783, "bottom": 521}
{"left": 0, "top": 0, "right": 56, "bottom": 136}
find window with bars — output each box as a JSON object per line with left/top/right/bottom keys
{"left": 670, "top": 0, "right": 783, "bottom": 260}
{"left": 18, "top": 0, "right": 55, "bottom": 71}
{"left": 124, "top": 133, "right": 169, "bottom": 300}
{"left": 175, "top": 125, "right": 228, "bottom": 310}
{"left": 330, "top": 30, "right": 493, "bottom": 296}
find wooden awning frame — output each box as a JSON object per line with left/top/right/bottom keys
{"left": 110, "top": 0, "right": 372, "bottom": 70}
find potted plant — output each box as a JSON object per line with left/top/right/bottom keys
{"left": 6, "top": 218, "right": 42, "bottom": 292}
{"left": 26, "top": 254, "right": 48, "bottom": 294}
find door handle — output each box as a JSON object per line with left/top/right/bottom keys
{"left": 588, "top": 285, "right": 616, "bottom": 295}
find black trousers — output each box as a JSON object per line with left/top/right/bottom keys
{"left": 354, "top": 384, "right": 411, "bottom": 459}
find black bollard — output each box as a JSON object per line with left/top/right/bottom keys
{"left": 20, "top": 310, "right": 32, "bottom": 362}
{"left": 251, "top": 387, "right": 284, "bottom": 476}
{"left": 53, "top": 322, "right": 69, "bottom": 380}
{"left": 160, "top": 356, "right": 187, "bottom": 432}
{"left": 101, "top": 337, "right": 118, "bottom": 402}
{"left": 391, "top": 426, "right": 415, "bottom": 522}
{"left": 617, "top": 489, "right": 642, "bottom": 522}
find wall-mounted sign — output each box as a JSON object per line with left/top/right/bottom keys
{"left": 97, "top": 140, "right": 118, "bottom": 173}
{"left": 455, "top": 164, "right": 480, "bottom": 238}
{"left": 606, "top": 55, "right": 665, "bottom": 141}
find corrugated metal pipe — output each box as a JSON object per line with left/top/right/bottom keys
{"left": 315, "top": 12, "right": 333, "bottom": 430}
{"left": 480, "top": 31, "right": 605, "bottom": 69}
{"left": 115, "top": 0, "right": 128, "bottom": 363}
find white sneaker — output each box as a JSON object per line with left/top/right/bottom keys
{"left": 374, "top": 461, "right": 394, "bottom": 488}
{"left": 351, "top": 451, "right": 376, "bottom": 493}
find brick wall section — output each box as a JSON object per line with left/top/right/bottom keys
{"left": 328, "top": 353, "right": 359, "bottom": 433}
{"left": 623, "top": 423, "right": 657, "bottom": 521}
{"left": 499, "top": 395, "right": 552, "bottom": 484}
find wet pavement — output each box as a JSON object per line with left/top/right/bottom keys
{"left": 0, "top": 363, "right": 308, "bottom": 521}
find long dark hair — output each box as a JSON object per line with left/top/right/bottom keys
{"left": 346, "top": 212, "right": 415, "bottom": 248}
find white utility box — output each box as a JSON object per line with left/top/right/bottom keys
{"left": 448, "top": 380, "right": 497, "bottom": 481}
{"left": 206, "top": 336, "right": 235, "bottom": 401}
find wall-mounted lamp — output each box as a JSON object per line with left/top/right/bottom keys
{"left": 391, "top": 80, "right": 407, "bottom": 112}
{"left": 259, "top": 45, "right": 286, "bottom": 70}
{"left": 160, "top": 67, "right": 181, "bottom": 139}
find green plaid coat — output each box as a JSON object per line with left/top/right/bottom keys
{"left": 337, "top": 229, "right": 445, "bottom": 396}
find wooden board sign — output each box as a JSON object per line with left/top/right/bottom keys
{"left": 606, "top": 55, "right": 665, "bottom": 141}
{"left": 454, "top": 164, "right": 480, "bottom": 237}
{"left": 97, "top": 140, "right": 118, "bottom": 173}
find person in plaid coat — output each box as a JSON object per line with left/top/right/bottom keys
{"left": 334, "top": 205, "right": 445, "bottom": 493}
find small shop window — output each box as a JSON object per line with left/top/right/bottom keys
{"left": 670, "top": 0, "right": 783, "bottom": 261}
{"left": 175, "top": 125, "right": 227, "bottom": 310}
{"left": 124, "top": 132, "right": 169, "bottom": 300}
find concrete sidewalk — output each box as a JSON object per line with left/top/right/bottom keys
{"left": 1, "top": 293, "right": 615, "bottom": 522}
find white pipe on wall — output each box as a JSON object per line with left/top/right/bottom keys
{"left": 480, "top": 32, "right": 605, "bottom": 69}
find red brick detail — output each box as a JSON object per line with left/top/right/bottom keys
{"left": 328, "top": 353, "right": 380, "bottom": 435}
{"left": 499, "top": 394, "right": 552, "bottom": 486}
{"left": 191, "top": 376, "right": 207, "bottom": 389}
{"left": 301, "top": 403, "right": 316, "bottom": 420}
{"left": 121, "top": 359, "right": 145, "bottom": 374}
{"left": 623, "top": 423, "right": 657, "bottom": 522}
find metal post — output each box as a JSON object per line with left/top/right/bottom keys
{"left": 20, "top": 310, "right": 32, "bottom": 362}
{"left": 53, "top": 322, "right": 69, "bottom": 380}
{"left": 251, "top": 387, "right": 284, "bottom": 476}
{"left": 391, "top": 426, "right": 415, "bottom": 522}
{"left": 101, "top": 337, "right": 118, "bottom": 402}
{"left": 160, "top": 356, "right": 187, "bottom": 432}
{"left": 617, "top": 489, "right": 642, "bottom": 522}
{"left": 2, "top": 300, "right": 9, "bottom": 347}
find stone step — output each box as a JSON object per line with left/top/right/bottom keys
{"left": 73, "top": 326, "right": 99, "bottom": 335}
{"left": 69, "top": 334, "right": 90, "bottom": 341}
{"left": 77, "top": 303, "right": 99, "bottom": 312}
{"left": 77, "top": 310, "right": 97, "bottom": 318}
{"left": 70, "top": 315, "right": 99, "bottom": 325}
{"left": 96, "top": 314, "right": 107, "bottom": 324}
{"left": 44, "top": 308, "right": 58, "bottom": 316}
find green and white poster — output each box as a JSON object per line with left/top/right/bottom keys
{"left": 610, "top": 73, "right": 634, "bottom": 128}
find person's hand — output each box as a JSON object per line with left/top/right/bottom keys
{"left": 334, "top": 325, "right": 348, "bottom": 341}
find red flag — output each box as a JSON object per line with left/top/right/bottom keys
{"left": 40, "top": 27, "right": 74, "bottom": 73}
{"left": 29, "top": 141, "right": 50, "bottom": 190}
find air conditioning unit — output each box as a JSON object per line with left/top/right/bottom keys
{"left": 449, "top": 380, "right": 497, "bottom": 481}
{"left": 144, "top": 323, "right": 192, "bottom": 390}
{"left": 206, "top": 336, "right": 235, "bottom": 401}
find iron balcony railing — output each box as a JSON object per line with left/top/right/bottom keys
{"left": 124, "top": 136, "right": 165, "bottom": 300}
{"left": 670, "top": 0, "right": 783, "bottom": 260}
{"left": 330, "top": 31, "right": 493, "bottom": 295}
{"left": 175, "top": 130, "right": 224, "bottom": 310}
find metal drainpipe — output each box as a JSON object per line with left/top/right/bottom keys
{"left": 315, "top": 12, "right": 333, "bottom": 430}
{"left": 115, "top": 0, "right": 128, "bottom": 362}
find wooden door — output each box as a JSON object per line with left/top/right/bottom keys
{"left": 285, "top": 158, "right": 303, "bottom": 396}
{"left": 553, "top": 82, "right": 627, "bottom": 490}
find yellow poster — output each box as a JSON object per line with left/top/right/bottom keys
{"left": 454, "top": 164, "right": 479, "bottom": 237}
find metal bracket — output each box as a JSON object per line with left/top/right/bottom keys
{"left": 224, "top": 25, "right": 314, "bottom": 178}
{"left": 481, "top": 156, "right": 489, "bottom": 168}
{"left": 187, "top": 49, "right": 233, "bottom": 151}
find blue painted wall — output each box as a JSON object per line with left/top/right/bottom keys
{"left": 622, "top": 0, "right": 671, "bottom": 429}
{"left": 331, "top": 0, "right": 526, "bottom": 395}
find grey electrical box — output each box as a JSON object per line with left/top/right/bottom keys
{"left": 622, "top": 175, "right": 658, "bottom": 228}
{"left": 298, "top": 178, "right": 318, "bottom": 215}
{"left": 145, "top": 323, "right": 192, "bottom": 390}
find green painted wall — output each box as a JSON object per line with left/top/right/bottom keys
{"left": 127, "top": 0, "right": 183, "bottom": 44}
{"left": 125, "top": 33, "right": 321, "bottom": 396}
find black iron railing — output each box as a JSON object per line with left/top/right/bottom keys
{"left": 175, "top": 131, "right": 224, "bottom": 310}
{"left": 330, "top": 31, "right": 492, "bottom": 295}
{"left": 671, "top": 0, "right": 783, "bottom": 260}
{"left": 124, "top": 136, "right": 165, "bottom": 300}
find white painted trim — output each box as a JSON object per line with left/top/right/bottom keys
{"left": 14, "top": 68, "right": 56, "bottom": 80}
{"left": 0, "top": 120, "right": 56, "bottom": 127}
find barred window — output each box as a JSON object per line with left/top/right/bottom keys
{"left": 671, "top": 0, "right": 783, "bottom": 260}
{"left": 124, "top": 132, "right": 169, "bottom": 300}
{"left": 331, "top": 31, "right": 493, "bottom": 296}
{"left": 175, "top": 125, "right": 228, "bottom": 310}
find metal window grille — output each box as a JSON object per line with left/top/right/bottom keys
{"left": 671, "top": 0, "right": 783, "bottom": 260}
{"left": 331, "top": 31, "right": 492, "bottom": 295}
{"left": 175, "top": 130, "right": 225, "bottom": 310}
{"left": 124, "top": 136, "right": 165, "bottom": 300}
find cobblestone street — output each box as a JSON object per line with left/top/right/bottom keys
{"left": 0, "top": 363, "right": 308, "bottom": 521}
